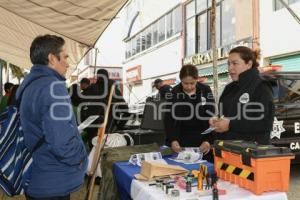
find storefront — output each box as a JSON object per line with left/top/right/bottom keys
{"left": 184, "top": 37, "right": 252, "bottom": 94}
{"left": 197, "top": 63, "right": 229, "bottom": 94}
{"left": 269, "top": 54, "right": 300, "bottom": 72}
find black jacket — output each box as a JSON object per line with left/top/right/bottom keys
{"left": 165, "top": 82, "right": 215, "bottom": 147}
{"left": 218, "top": 68, "right": 274, "bottom": 144}
{"left": 158, "top": 84, "right": 172, "bottom": 99}
{"left": 80, "top": 79, "right": 129, "bottom": 132}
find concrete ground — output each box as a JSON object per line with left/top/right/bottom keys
{"left": 287, "top": 164, "right": 300, "bottom": 200}
{"left": 0, "top": 181, "right": 98, "bottom": 200}
{"left": 1, "top": 164, "right": 299, "bottom": 200}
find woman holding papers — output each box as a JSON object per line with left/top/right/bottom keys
{"left": 209, "top": 46, "right": 274, "bottom": 144}
{"left": 165, "top": 64, "right": 215, "bottom": 161}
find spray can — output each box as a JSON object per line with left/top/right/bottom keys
{"left": 186, "top": 179, "right": 192, "bottom": 192}
{"left": 212, "top": 183, "right": 219, "bottom": 200}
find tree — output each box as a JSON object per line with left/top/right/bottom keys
{"left": 0, "top": 59, "right": 5, "bottom": 96}
{"left": 0, "top": 58, "right": 25, "bottom": 93}
{"left": 9, "top": 63, "right": 25, "bottom": 83}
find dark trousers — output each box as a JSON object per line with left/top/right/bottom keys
{"left": 86, "top": 127, "right": 98, "bottom": 150}
{"left": 25, "top": 194, "right": 70, "bottom": 200}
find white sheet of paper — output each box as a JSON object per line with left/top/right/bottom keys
{"left": 78, "top": 115, "right": 99, "bottom": 133}
{"left": 200, "top": 127, "right": 215, "bottom": 135}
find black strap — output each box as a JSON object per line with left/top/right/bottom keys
{"left": 32, "top": 135, "right": 45, "bottom": 153}
{"left": 16, "top": 76, "right": 48, "bottom": 108}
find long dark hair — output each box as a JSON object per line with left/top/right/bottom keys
{"left": 69, "top": 84, "right": 81, "bottom": 107}
{"left": 229, "top": 46, "right": 261, "bottom": 68}
{"left": 7, "top": 85, "right": 19, "bottom": 106}
{"left": 96, "top": 69, "right": 109, "bottom": 83}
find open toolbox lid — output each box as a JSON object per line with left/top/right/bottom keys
{"left": 214, "top": 140, "right": 294, "bottom": 166}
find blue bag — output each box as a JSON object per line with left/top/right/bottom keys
{"left": 0, "top": 77, "right": 45, "bottom": 196}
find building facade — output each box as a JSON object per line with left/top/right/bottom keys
{"left": 122, "top": 0, "right": 184, "bottom": 105}
{"left": 183, "top": 0, "right": 259, "bottom": 94}
{"left": 75, "top": 0, "right": 300, "bottom": 106}
{"left": 260, "top": 0, "right": 300, "bottom": 70}
{"left": 72, "top": 7, "right": 126, "bottom": 85}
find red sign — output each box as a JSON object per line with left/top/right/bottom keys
{"left": 126, "top": 65, "right": 141, "bottom": 83}
{"left": 162, "top": 79, "right": 176, "bottom": 86}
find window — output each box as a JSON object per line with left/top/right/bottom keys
{"left": 125, "top": 5, "right": 182, "bottom": 59}
{"left": 207, "top": 9, "right": 211, "bottom": 50}
{"left": 158, "top": 17, "right": 166, "bottom": 42}
{"left": 141, "top": 32, "right": 146, "bottom": 51}
{"left": 274, "top": 0, "right": 300, "bottom": 11}
{"left": 186, "top": 17, "right": 196, "bottom": 56}
{"left": 289, "top": 0, "right": 300, "bottom": 3}
{"left": 197, "top": 0, "right": 207, "bottom": 13}
{"left": 166, "top": 12, "right": 173, "bottom": 38}
{"left": 277, "top": 78, "right": 300, "bottom": 118}
{"left": 221, "top": 0, "right": 235, "bottom": 46}
{"left": 173, "top": 6, "right": 182, "bottom": 34}
{"left": 132, "top": 37, "right": 136, "bottom": 56}
{"left": 197, "top": 13, "right": 207, "bottom": 52}
{"left": 136, "top": 34, "right": 141, "bottom": 54}
{"left": 186, "top": 0, "right": 196, "bottom": 18}
{"left": 186, "top": 0, "right": 236, "bottom": 56}
{"left": 152, "top": 23, "right": 158, "bottom": 45}
{"left": 146, "top": 27, "right": 152, "bottom": 49}
{"left": 269, "top": 77, "right": 300, "bottom": 104}
{"left": 274, "top": 0, "right": 286, "bottom": 11}
{"left": 125, "top": 41, "right": 131, "bottom": 58}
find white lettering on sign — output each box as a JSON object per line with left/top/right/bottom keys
{"left": 295, "top": 122, "right": 300, "bottom": 134}
{"left": 290, "top": 142, "right": 300, "bottom": 150}
{"left": 127, "top": 70, "right": 138, "bottom": 79}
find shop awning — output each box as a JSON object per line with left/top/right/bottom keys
{"left": 198, "top": 64, "right": 228, "bottom": 77}
{"left": 270, "top": 54, "right": 300, "bottom": 71}
{"left": 0, "top": 0, "right": 128, "bottom": 75}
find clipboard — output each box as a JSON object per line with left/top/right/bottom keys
{"left": 78, "top": 115, "right": 99, "bottom": 133}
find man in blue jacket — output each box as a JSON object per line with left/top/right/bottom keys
{"left": 16, "top": 35, "right": 87, "bottom": 200}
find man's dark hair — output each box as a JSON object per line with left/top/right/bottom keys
{"left": 80, "top": 78, "right": 90, "bottom": 85}
{"left": 96, "top": 69, "right": 109, "bottom": 83}
{"left": 30, "top": 34, "right": 65, "bottom": 65}
{"left": 154, "top": 79, "right": 163, "bottom": 86}
{"left": 97, "top": 69, "right": 109, "bottom": 78}
{"left": 7, "top": 85, "right": 19, "bottom": 106}
{"left": 4, "top": 82, "right": 14, "bottom": 93}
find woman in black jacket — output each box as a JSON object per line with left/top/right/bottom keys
{"left": 165, "top": 64, "right": 215, "bottom": 161}
{"left": 210, "top": 46, "right": 274, "bottom": 144}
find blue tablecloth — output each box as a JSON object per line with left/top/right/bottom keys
{"left": 113, "top": 156, "right": 214, "bottom": 200}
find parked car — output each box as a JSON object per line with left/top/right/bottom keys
{"left": 262, "top": 71, "right": 300, "bottom": 163}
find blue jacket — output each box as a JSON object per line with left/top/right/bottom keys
{"left": 16, "top": 65, "right": 88, "bottom": 198}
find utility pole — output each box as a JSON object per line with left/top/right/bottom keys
{"left": 278, "top": 0, "right": 300, "bottom": 25}
{"left": 211, "top": 0, "right": 218, "bottom": 105}
{"left": 0, "top": 62, "right": 2, "bottom": 97}
{"left": 93, "top": 48, "right": 99, "bottom": 77}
